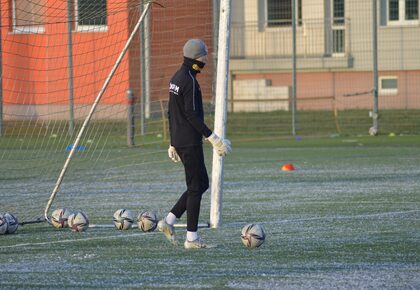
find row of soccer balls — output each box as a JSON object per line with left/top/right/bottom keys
{"left": 51, "top": 208, "right": 158, "bottom": 232}
{"left": 52, "top": 208, "right": 266, "bottom": 249}
{"left": 0, "top": 213, "right": 19, "bottom": 235}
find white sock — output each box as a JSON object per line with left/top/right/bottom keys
{"left": 187, "top": 231, "right": 198, "bottom": 242}
{"left": 165, "top": 212, "right": 177, "bottom": 226}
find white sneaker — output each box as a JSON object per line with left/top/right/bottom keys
{"left": 184, "top": 237, "right": 208, "bottom": 249}
{"left": 157, "top": 219, "right": 176, "bottom": 245}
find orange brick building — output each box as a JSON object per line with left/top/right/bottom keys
{"left": 1, "top": 0, "right": 214, "bottom": 119}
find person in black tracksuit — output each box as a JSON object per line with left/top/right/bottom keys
{"left": 158, "top": 39, "right": 231, "bottom": 249}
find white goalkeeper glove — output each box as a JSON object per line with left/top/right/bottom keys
{"left": 207, "top": 133, "right": 232, "bottom": 157}
{"left": 168, "top": 145, "right": 181, "bottom": 162}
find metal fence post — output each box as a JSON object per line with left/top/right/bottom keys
{"left": 0, "top": 4, "right": 3, "bottom": 137}
{"left": 371, "top": 0, "right": 379, "bottom": 134}
{"left": 212, "top": 0, "right": 220, "bottom": 104}
{"left": 127, "top": 89, "right": 135, "bottom": 147}
{"left": 159, "top": 100, "right": 168, "bottom": 142}
{"left": 291, "top": 0, "right": 297, "bottom": 136}
{"left": 140, "top": 0, "right": 147, "bottom": 135}
{"left": 66, "top": 0, "right": 75, "bottom": 136}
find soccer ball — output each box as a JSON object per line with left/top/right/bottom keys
{"left": 113, "top": 209, "right": 134, "bottom": 230}
{"left": 137, "top": 211, "right": 158, "bottom": 232}
{"left": 4, "top": 213, "right": 19, "bottom": 234}
{"left": 0, "top": 214, "right": 7, "bottom": 235}
{"left": 51, "top": 208, "right": 72, "bottom": 228}
{"left": 240, "top": 223, "right": 265, "bottom": 249}
{"left": 68, "top": 212, "right": 89, "bottom": 232}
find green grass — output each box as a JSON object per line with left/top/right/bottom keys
{"left": 226, "top": 109, "right": 420, "bottom": 138}
{"left": 0, "top": 136, "right": 419, "bottom": 288}
{"left": 2, "top": 109, "right": 420, "bottom": 146}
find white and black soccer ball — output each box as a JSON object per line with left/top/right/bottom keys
{"left": 51, "top": 208, "right": 72, "bottom": 228}
{"left": 137, "top": 211, "right": 158, "bottom": 232}
{"left": 113, "top": 209, "right": 134, "bottom": 230}
{"left": 0, "top": 214, "right": 8, "bottom": 235}
{"left": 68, "top": 212, "right": 89, "bottom": 232}
{"left": 240, "top": 223, "right": 265, "bottom": 249}
{"left": 4, "top": 213, "right": 19, "bottom": 234}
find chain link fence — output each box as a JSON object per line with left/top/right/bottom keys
{"left": 227, "top": 0, "right": 420, "bottom": 139}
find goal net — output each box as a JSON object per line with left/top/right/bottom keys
{"left": 0, "top": 0, "right": 216, "bottom": 226}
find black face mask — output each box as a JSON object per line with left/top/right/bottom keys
{"left": 184, "top": 57, "right": 206, "bottom": 73}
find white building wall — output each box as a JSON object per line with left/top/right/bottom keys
{"left": 232, "top": 0, "right": 327, "bottom": 58}
{"left": 231, "top": 0, "right": 420, "bottom": 71}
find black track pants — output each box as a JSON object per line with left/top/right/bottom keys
{"left": 170, "top": 145, "right": 209, "bottom": 232}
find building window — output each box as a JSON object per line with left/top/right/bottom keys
{"left": 75, "top": 0, "right": 107, "bottom": 32}
{"left": 267, "top": 0, "right": 302, "bottom": 27}
{"left": 379, "top": 76, "right": 398, "bottom": 95}
{"left": 333, "top": 0, "right": 345, "bottom": 25}
{"left": 11, "top": 0, "right": 45, "bottom": 33}
{"left": 388, "top": 0, "right": 419, "bottom": 25}
{"left": 406, "top": 0, "right": 419, "bottom": 19}
{"left": 332, "top": 0, "right": 345, "bottom": 55}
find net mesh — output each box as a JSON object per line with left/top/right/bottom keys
{"left": 0, "top": 0, "right": 215, "bottom": 224}
{"left": 2, "top": 0, "right": 420, "bottom": 225}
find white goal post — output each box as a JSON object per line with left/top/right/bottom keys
{"left": 210, "top": 0, "right": 232, "bottom": 229}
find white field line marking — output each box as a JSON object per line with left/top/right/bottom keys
{"left": 272, "top": 209, "right": 420, "bottom": 224}
{"left": 1, "top": 232, "right": 148, "bottom": 250}
{"left": 289, "top": 201, "right": 419, "bottom": 204}
{"left": 89, "top": 223, "right": 209, "bottom": 228}
{"left": 225, "top": 209, "right": 420, "bottom": 228}
{"left": 2, "top": 223, "right": 211, "bottom": 250}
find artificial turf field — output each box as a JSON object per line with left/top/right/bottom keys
{"left": 0, "top": 135, "right": 419, "bottom": 289}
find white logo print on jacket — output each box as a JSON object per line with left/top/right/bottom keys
{"left": 169, "top": 82, "right": 180, "bottom": 95}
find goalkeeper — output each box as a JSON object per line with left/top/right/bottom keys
{"left": 158, "top": 38, "right": 231, "bottom": 249}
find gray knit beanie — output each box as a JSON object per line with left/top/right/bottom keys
{"left": 183, "top": 39, "right": 208, "bottom": 59}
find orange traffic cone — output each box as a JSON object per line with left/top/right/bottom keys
{"left": 281, "top": 163, "right": 295, "bottom": 171}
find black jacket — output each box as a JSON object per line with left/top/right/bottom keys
{"left": 168, "top": 58, "right": 212, "bottom": 147}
